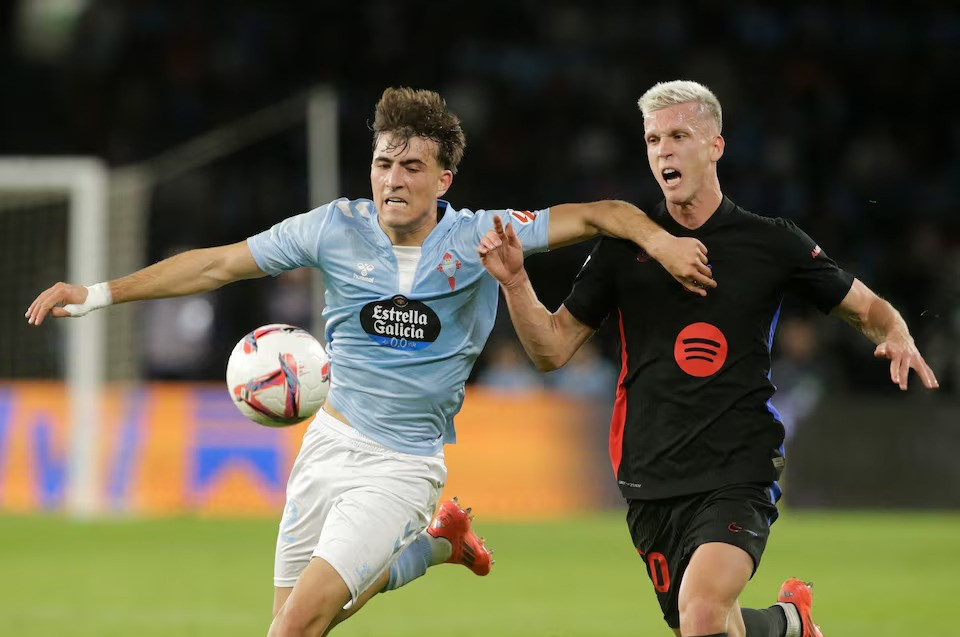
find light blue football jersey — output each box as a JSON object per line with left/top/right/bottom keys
{"left": 247, "top": 198, "right": 550, "bottom": 455}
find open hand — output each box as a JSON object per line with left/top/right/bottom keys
{"left": 477, "top": 215, "right": 525, "bottom": 287}
{"left": 25, "top": 282, "right": 87, "bottom": 325}
{"left": 874, "top": 340, "right": 939, "bottom": 390}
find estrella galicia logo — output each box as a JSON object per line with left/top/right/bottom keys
{"left": 360, "top": 295, "right": 441, "bottom": 350}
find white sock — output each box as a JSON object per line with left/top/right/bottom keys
{"left": 425, "top": 532, "right": 452, "bottom": 565}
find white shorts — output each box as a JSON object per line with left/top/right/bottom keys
{"left": 274, "top": 408, "right": 446, "bottom": 602}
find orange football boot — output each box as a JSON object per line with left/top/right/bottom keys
{"left": 778, "top": 578, "right": 824, "bottom": 637}
{"left": 427, "top": 497, "right": 493, "bottom": 576}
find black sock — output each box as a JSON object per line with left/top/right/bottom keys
{"left": 742, "top": 605, "right": 788, "bottom": 637}
{"left": 689, "top": 633, "right": 728, "bottom": 637}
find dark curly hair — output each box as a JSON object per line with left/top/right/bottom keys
{"left": 372, "top": 87, "right": 466, "bottom": 174}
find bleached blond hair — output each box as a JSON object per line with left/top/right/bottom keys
{"left": 637, "top": 80, "right": 722, "bottom": 133}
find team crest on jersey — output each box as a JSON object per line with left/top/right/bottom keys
{"left": 437, "top": 252, "right": 462, "bottom": 290}
{"left": 636, "top": 248, "right": 650, "bottom": 263}
{"left": 811, "top": 245, "right": 822, "bottom": 258}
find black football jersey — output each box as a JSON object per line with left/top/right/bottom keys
{"left": 564, "top": 197, "right": 854, "bottom": 499}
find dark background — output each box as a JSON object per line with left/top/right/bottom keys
{"left": 3, "top": 1, "right": 958, "bottom": 399}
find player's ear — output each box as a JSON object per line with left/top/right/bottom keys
{"left": 436, "top": 169, "right": 453, "bottom": 197}
{"left": 710, "top": 134, "right": 725, "bottom": 162}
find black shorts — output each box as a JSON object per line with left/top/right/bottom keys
{"left": 626, "top": 482, "right": 780, "bottom": 628}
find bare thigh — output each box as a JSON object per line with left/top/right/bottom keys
{"left": 273, "top": 587, "right": 293, "bottom": 617}
{"left": 678, "top": 542, "right": 752, "bottom": 637}
{"left": 268, "top": 557, "right": 351, "bottom": 637}
{"left": 272, "top": 563, "right": 392, "bottom": 636}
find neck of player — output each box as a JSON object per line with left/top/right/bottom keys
{"left": 665, "top": 184, "right": 724, "bottom": 230}
{"left": 379, "top": 204, "right": 443, "bottom": 246}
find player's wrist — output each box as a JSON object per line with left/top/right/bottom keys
{"left": 86, "top": 282, "right": 113, "bottom": 308}
{"left": 500, "top": 270, "right": 530, "bottom": 291}
{"left": 640, "top": 228, "right": 671, "bottom": 261}
{"left": 62, "top": 282, "right": 113, "bottom": 317}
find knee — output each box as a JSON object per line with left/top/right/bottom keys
{"left": 679, "top": 594, "right": 731, "bottom": 634}
{"left": 268, "top": 603, "right": 332, "bottom": 637}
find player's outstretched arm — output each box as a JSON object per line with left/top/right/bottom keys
{"left": 478, "top": 215, "right": 594, "bottom": 370}
{"left": 25, "top": 240, "right": 265, "bottom": 326}
{"left": 546, "top": 200, "right": 716, "bottom": 296}
{"left": 831, "top": 278, "right": 939, "bottom": 391}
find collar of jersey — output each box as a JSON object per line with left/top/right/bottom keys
{"left": 422, "top": 199, "right": 454, "bottom": 250}
{"left": 369, "top": 198, "right": 455, "bottom": 250}
{"left": 656, "top": 195, "right": 735, "bottom": 234}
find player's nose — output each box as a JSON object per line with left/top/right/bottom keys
{"left": 385, "top": 164, "right": 405, "bottom": 189}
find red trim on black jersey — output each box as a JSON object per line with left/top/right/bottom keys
{"left": 609, "top": 310, "right": 628, "bottom": 477}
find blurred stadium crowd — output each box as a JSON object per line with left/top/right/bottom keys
{"left": 3, "top": 1, "right": 958, "bottom": 397}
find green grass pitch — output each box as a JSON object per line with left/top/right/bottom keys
{"left": 1, "top": 509, "right": 957, "bottom": 636}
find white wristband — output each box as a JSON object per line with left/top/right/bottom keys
{"left": 63, "top": 282, "right": 113, "bottom": 317}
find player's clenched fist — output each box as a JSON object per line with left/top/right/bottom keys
{"left": 646, "top": 233, "right": 716, "bottom": 297}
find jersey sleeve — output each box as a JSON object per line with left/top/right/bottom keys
{"left": 246, "top": 201, "right": 334, "bottom": 275}
{"left": 562, "top": 238, "right": 617, "bottom": 330}
{"left": 473, "top": 208, "right": 551, "bottom": 257}
{"left": 775, "top": 218, "right": 854, "bottom": 313}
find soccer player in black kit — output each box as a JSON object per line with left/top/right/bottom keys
{"left": 476, "top": 80, "right": 939, "bottom": 637}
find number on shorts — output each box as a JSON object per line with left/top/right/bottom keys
{"left": 637, "top": 548, "right": 671, "bottom": 593}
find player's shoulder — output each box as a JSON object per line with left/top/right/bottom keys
{"left": 728, "top": 200, "right": 806, "bottom": 237}
{"left": 446, "top": 204, "right": 547, "bottom": 244}
{"left": 324, "top": 197, "right": 377, "bottom": 222}
{"left": 436, "top": 203, "right": 484, "bottom": 240}
{"left": 448, "top": 204, "right": 541, "bottom": 224}
{"left": 585, "top": 236, "right": 637, "bottom": 264}
{"left": 444, "top": 202, "right": 479, "bottom": 222}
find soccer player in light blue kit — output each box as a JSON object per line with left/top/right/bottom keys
{"left": 26, "top": 87, "right": 716, "bottom": 636}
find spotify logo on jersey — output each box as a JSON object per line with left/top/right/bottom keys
{"left": 360, "top": 295, "right": 441, "bottom": 350}
{"left": 673, "top": 322, "right": 728, "bottom": 377}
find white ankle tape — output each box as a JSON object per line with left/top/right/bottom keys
{"left": 776, "top": 602, "right": 802, "bottom": 637}
{"left": 63, "top": 282, "right": 113, "bottom": 317}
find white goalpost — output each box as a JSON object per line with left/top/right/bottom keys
{"left": 0, "top": 86, "right": 338, "bottom": 517}
{"left": 0, "top": 158, "right": 109, "bottom": 517}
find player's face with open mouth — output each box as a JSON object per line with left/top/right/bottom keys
{"left": 371, "top": 134, "right": 452, "bottom": 237}
{"left": 644, "top": 102, "right": 721, "bottom": 205}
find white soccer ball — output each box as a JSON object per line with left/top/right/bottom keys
{"left": 226, "top": 324, "right": 330, "bottom": 427}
